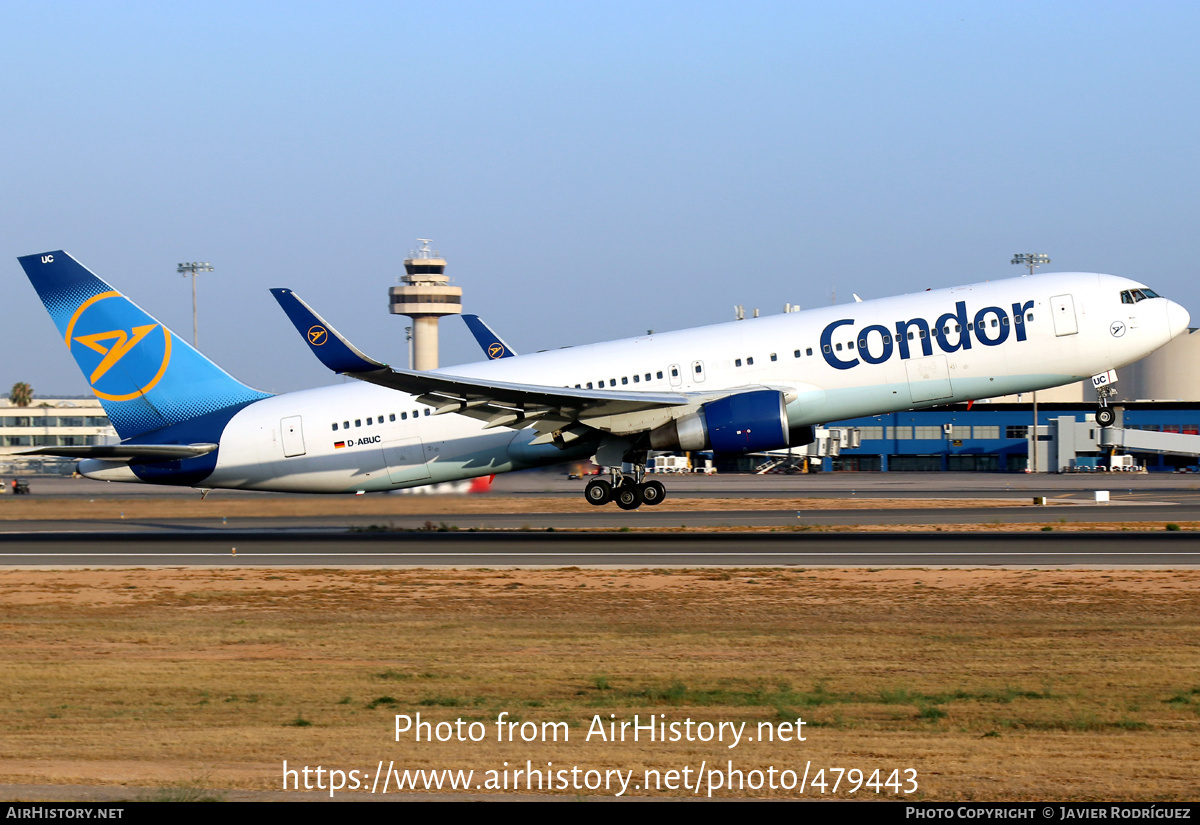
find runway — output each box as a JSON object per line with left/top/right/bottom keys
{"left": 3, "top": 472, "right": 1199, "bottom": 567}
{"left": 1, "top": 530, "right": 1198, "bottom": 567}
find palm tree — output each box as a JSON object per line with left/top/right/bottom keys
{"left": 9, "top": 382, "right": 32, "bottom": 407}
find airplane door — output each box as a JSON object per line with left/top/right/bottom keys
{"left": 905, "top": 356, "right": 954, "bottom": 404}
{"left": 669, "top": 364, "right": 683, "bottom": 387}
{"left": 385, "top": 437, "right": 431, "bottom": 484}
{"left": 1050, "top": 294, "right": 1079, "bottom": 336}
{"left": 281, "top": 416, "right": 306, "bottom": 457}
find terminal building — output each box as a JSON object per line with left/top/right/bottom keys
{"left": 0, "top": 397, "right": 117, "bottom": 474}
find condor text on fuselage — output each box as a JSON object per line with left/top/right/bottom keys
{"left": 820, "top": 298, "right": 1035, "bottom": 370}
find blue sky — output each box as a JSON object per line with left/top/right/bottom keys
{"left": 4, "top": 1, "right": 1199, "bottom": 395}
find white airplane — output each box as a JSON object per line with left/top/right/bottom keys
{"left": 17, "top": 250, "right": 1191, "bottom": 509}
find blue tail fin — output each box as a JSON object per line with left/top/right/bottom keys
{"left": 18, "top": 251, "right": 271, "bottom": 440}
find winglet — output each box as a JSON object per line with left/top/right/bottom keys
{"left": 269, "top": 288, "right": 388, "bottom": 374}
{"left": 462, "top": 314, "right": 518, "bottom": 359}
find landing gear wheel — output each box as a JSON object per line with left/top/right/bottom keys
{"left": 615, "top": 485, "right": 643, "bottom": 510}
{"left": 584, "top": 478, "right": 612, "bottom": 506}
{"left": 639, "top": 480, "right": 666, "bottom": 506}
{"left": 1096, "top": 407, "right": 1116, "bottom": 428}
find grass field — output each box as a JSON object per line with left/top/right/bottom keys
{"left": 2, "top": 566, "right": 1198, "bottom": 799}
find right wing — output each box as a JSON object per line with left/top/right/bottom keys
{"left": 270, "top": 289, "right": 692, "bottom": 439}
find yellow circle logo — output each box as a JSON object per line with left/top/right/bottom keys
{"left": 65, "top": 291, "right": 172, "bottom": 402}
{"left": 308, "top": 325, "right": 329, "bottom": 346}
{"left": 488, "top": 343, "right": 506, "bottom": 359}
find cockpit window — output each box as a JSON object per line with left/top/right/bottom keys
{"left": 1120, "top": 288, "right": 1162, "bottom": 304}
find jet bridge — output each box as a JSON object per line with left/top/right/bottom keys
{"left": 1100, "top": 425, "right": 1200, "bottom": 457}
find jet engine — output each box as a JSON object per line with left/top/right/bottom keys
{"left": 649, "top": 389, "right": 794, "bottom": 453}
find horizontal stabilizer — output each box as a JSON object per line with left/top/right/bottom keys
{"left": 23, "top": 443, "right": 218, "bottom": 461}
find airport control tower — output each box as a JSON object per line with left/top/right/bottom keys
{"left": 389, "top": 239, "right": 462, "bottom": 370}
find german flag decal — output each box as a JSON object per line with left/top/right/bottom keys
{"left": 334, "top": 441, "right": 346, "bottom": 449}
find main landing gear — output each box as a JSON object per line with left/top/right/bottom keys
{"left": 584, "top": 467, "right": 666, "bottom": 510}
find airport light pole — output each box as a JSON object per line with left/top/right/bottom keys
{"left": 1012, "top": 254, "right": 1050, "bottom": 471}
{"left": 1011, "top": 253, "right": 1050, "bottom": 276}
{"left": 177, "top": 261, "right": 213, "bottom": 347}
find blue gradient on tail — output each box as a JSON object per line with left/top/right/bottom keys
{"left": 18, "top": 250, "right": 271, "bottom": 440}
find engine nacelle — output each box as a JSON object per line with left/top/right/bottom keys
{"left": 649, "top": 390, "right": 790, "bottom": 453}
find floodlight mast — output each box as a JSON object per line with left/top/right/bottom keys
{"left": 1011, "top": 253, "right": 1050, "bottom": 277}
{"left": 177, "top": 261, "right": 213, "bottom": 346}
{"left": 1011, "top": 253, "right": 1050, "bottom": 471}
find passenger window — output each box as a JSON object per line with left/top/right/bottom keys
{"left": 990, "top": 319, "right": 998, "bottom": 328}
{"left": 693, "top": 365, "right": 701, "bottom": 374}
{"left": 671, "top": 367, "right": 679, "bottom": 377}
{"left": 1027, "top": 313, "right": 1034, "bottom": 321}
{"left": 599, "top": 380, "right": 605, "bottom": 388}
{"left": 424, "top": 409, "right": 429, "bottom": 416}
{"left": 367, "top": 417, "right": 372, "bottom": 425}
{"left": 806, "top": 348, "right": 813, "bottom": 356}
{"left": 770, "top": 353, "right": 777, "bottom": 361}
{"left": 402, "top": 412, "right": 407, "bottom": 420}
{"left": 1002, "top": 317, "right": 1009, "bottom": 326}
{"left": 622, "top": 377, "right": 629, "bottom": 384}
{"left": 835, "top": 344, "right": 842, "bottom": 351}
{"left": 735, "top": 358, "right": 743, "bottom": 366}
{"left": 657, "top": 371, "right": 664, "bottom": 379}
{"left": 390, "top": 414, "right": 396, "bottom": 422}
{"left": 332, "top": 423, "right": 338, "bottom": 431}
{"left": 823, "top": 345, "right": 830, "bottom": 353}
{"left": 748, "top": 356, "right": 755, "bottom": 364}
{"left": 355, "top": 420, "right": 361, "bottom": 427}
{"left": 343, "top": 421, "right": 349, "bottom": 429}
{"left": 858, "top": 339, "right": 866, "bottom": 348}
{"left": 633, "top": 375, "right": 640, "bottom": 383}
{"left": 587, "top": 382, "right": 593, "bottom": 389}
{"left": 646, "top": 373, "right": 652, "bottom": 381}
{"left": 794, "top": 349, "right": 801, "bottom": 358}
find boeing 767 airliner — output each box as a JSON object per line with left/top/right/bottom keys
{"left": 17, "top": 251, "right": 1191, "bottom": 508}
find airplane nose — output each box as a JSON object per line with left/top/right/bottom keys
{"left": 1167, "top": 300, "right": 1192, "bottom": 339}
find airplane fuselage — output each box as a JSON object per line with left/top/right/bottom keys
{"left": 81, "top": 271, "right": 1190, "bottom": 492}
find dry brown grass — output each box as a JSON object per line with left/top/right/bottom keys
{"left": 1, "top": 567, "right": 1199, "bottom": 799}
